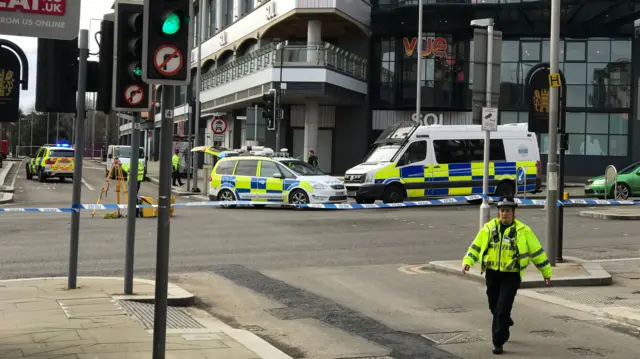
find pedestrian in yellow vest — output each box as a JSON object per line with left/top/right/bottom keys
{"left": 462, "top": 197, "right": 552, "bottom": 355}
{"left": 172, "top": 149, "right": 184, "bottom": 186}
{"left": 122, "top": 162, "right": 144, "bottom": 195}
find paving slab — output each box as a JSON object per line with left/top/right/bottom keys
{"left": 0, "top": 277, "right": 292, "bottom": 359}
{"left": 429, "top": 258, "right": 612, "bottom": 288}
{"left": 579, "top": 208, "right": 640, "bottom": 220}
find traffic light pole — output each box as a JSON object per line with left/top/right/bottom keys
{"left": 68, "top": 30, "right": 89, "bottom": 290}
{"left": 152, "top": 85, "right": 175, "bottom": 359}
{"left": 124, "top": 112, "right": 140, "bottom": 295}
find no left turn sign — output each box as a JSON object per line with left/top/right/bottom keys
{"left": 153, "top": 44, "right": 184, "bottom": 76}
{"left": 124, "top": 85, "right": 145, "bottom": 106}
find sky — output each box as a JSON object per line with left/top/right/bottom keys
{"left": 0, "top": 0, "right": 115, "bottom": 111}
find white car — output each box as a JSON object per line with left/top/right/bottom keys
{"left": 105, "top": 145, "right": 147, "bottom": 179}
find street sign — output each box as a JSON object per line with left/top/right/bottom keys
{"left": 0, "top": 0, "right": 81, "bottom": 40}
{"left": 548, "top": 73, "right": 562, "bottom": 88}
{"left": 153, "top": 44, "right": 183, "bottom": 77}
{"left": 0, "top": 47, "right": 21, "bottom": 122}
{"left": 481, "top": 107, "right": 498, "bottom": 132}
{"left": 516, "top": 167, "right": 525, "bottom": 185}
{"left": 213, "top": 134, "right": 224, "bottom": 141}
{"left": 124, "top": 85, "right": 145, "bottom": 106}
{"left": 165, "top": 109, "right": 173, "bottom": 118}
{"left": 525, "top": 63, "right": 567, "bottom": 134}
{"left": 211, "top": 117, "right": 227, "bottom": 134}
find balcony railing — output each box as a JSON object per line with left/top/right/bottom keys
{"left": 199, "top": 42, "right": 368, "bottom": 91}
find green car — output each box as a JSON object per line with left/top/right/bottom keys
{"left": 584, "top": 162, "right": 640, "bottom": 200}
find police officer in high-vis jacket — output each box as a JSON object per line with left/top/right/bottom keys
{"left": 462, "top": 197, "right": 552, "bottom": 355}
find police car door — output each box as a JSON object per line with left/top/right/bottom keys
{"left": 395, "top": 140, "right": 429, "bottom": 200}
{"left": 233, "top": 160, "right": 259, "bottom": 200}
{"left": 259, "top": 160, "right": 283, "bottom": 202}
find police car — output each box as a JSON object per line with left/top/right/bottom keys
{"left": 25, "top": 143, "right": 75, "bottom": 182}
{"left": 203, "top": 146, "right": 346, "bottom": 205}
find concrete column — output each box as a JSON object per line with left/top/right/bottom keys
{"left": 216, "top": 0, "right": 223, "bottom": 31}
{"left": 233, "top": 0, "right": 242, "bottom": 21}
{"left": 307, "top": 20, "right": 322, "bottom": 64}
{"left": 201, "top": 0, "right": 209, "bottom": 36}
{"left": 303, "top": 101, "right": 319, "bottom": 159}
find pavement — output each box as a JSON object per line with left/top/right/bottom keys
{"left": 579, "top": 208, "right": 640, "bottom": 220}
{"left": 0, "top": 160, "right": 19, "bottom": 204}
{"left": 0, "top": 277, "right": 292, "bottom": 358}
{"left": 6, "top": 159, "right": 640, "bottom": 357}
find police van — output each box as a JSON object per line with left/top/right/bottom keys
{"left": 344, "top": 122, "right": 541, "bottom": 204}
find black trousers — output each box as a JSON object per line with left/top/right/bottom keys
{"left": 172, "top": 169, "right": 183, "bottom": 186}
{"left": 485, "top": 269, "right": 521, "bottom": 346}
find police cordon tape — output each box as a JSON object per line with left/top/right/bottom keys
{"left": 0, "top": 195, "right": 638, "bottom": 213}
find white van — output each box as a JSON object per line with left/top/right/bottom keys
{"left": 105, "top": 145, "right": 147, "bottom": 179}
{"left": 344, "top": 122, "right": 541, "bottom": 204}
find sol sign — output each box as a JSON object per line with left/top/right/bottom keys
{"left": 402, "top": 37, "right": 447, "bottom": 58}
{"left": 411, "top": 113, "right": 444, "bottom": 126}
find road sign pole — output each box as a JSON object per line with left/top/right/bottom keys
{"left": 479, "top": 23, "right": 494, "bottom": 229}
{"left": 124, "top": 112, "right": 140, "bottom": 295}
{"left": 545, "top": 0, "right": 561, "bottom": 267}
{"left": 192, "top": 0, "right": 206, "bottom": 193}
{"left": 68, "top": 30, "right": 89, "bottom": 290}
{"left": 186, "top": 110, "right": 192, "bottom": 192}
{"left": 153, "top": 85, "right": 175, "bottom": 359}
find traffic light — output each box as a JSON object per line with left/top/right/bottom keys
{"left": 35, "top": 38, "right": 78, "bottom": 113}
{"left": 112, "top": 1, "right": 151, "bottom": 112}
{"left": 96, "top": 16, "right": 114, "bottom": 114}
{"left": 263, "top": 91, "right": 276, "bottom": 131}
{"left": 142, "top": 0, "right": 194, "bottom": 85}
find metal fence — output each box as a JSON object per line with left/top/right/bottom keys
{"left": 200, "top": 42, "right": 368, "bottom": 91}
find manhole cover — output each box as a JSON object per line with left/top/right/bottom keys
{"left": 422, "top": 331, "right": 486, "bottom": 345}
{"left": 531, "top": 330, "right": 565, "bottom": 338}
{"left": 567, "top": 348, "right": 608, "bottom": 357}
{"left": 433, "top": 307, "right": 468, "bottom": 313}
{"left": 118, "top": 300, "right": 205, "bottom": 330}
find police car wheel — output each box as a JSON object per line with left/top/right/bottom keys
{"left": 382, "top": 185, "right": 404, "bottom": 204}
{"left": 25, "top": 165, "right": 33, "bottom": 180}
{"left": 38, "top": 168, "right": 46, "bottom": 182}
{"left": 289, "top": 189, "right": 309, "bottom": 204}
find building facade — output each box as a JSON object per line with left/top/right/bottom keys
{"left": 119, "top": 0, "right": 640, "bottom": 177}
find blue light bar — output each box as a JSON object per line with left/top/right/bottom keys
{"left": 56, "top": 143, "right": 70, "bottom": 147}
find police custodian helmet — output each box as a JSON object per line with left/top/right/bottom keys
{"left": 496, "top": 196, "right": 518, "bottom": 209}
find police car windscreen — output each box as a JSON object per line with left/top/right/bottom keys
{"left": 281, "top": 161, "right": 324, "bottom": 175}
{"left": 364, "top": 144, "right": 401, "bottom": 163}
{"left": 50, "top": 150, "right": 74, "bottom": 157}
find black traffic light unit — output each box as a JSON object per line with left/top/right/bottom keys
{"left": 35, "top": 38, "right": 78, "bottom": 113}
{"left": 113, "top": 0, "right": 151, "bottom": 112}
{"left": 96, "top": 15, "right": 114, "bottom": 114}
{"left": 142, "top": 0, "right": 194, "bottom": 85}
{"left": 263, "top": 91, "right": 276, "bottom": 131}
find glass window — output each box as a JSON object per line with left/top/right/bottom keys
{"left": 467, "top": 140, "right": 506, "bottom": 162}
{"left": 566, "top": 85, "right": 586, "bottom": 107}
{"left": 586, "top": 113, "right": 609, "bottom": 134}
{"left": 500, "top": 63, "right": 519, "bottom": 83}
{"left": 565, "top": 41, "right": 586, "bottom": 61}
{"left": 565, "top": 112, "right": 586, "bottom": 133}
{"left": 500, "top": 111, "right": 518, "bottom": 124}
{"left": 521, "top": 42, "right": 541, "bottom": 62}
{"left": 502, "top": 41, "right": 519, "bottom": 62}
{"left": 609, "top": 135, "right": 628, "bottom": 156}
{"left": 434, "top": 140, "right": 469, "bottom": 163}
{"left": 584, "top": 134, "right": 608, "bottom": 155}
{"left": 611, "top": 40, "right": 631, "bottom": 62}
{"left": 588, "top": 40, "right": 610, "bottom": 62}
{"left": 259, "top": 161, "right": 280, "bottom": 177}
{"left": 564, "top": 63, "right": 586, "bottom": 84}
{"left": 587, "top": 63, "right": 608, "bottom": 84}
{"left": 398, "top": 140, "right": 427, "bottom": 166}
{"left": 568, "top": 134, "right": 585, "bottom": 155}
{"left": 215, "top": 160, "right": 237, "bottom": 175}
{"left": 276, "top": 163, "right": 297, "bottom": 179}
{"left": 542, "top": 40, "right": 564, "bottom": 62}
{"left": 234, "top": 160, "right": 258, "bottom": 176}
{"left": 49, "top": 150, "right": 74, "bottom": 157}
{"left": 609, "top": 113, "right": 628, "bottom": 135}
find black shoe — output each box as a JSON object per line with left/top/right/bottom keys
{"left": 492, "top": 345, "right": 503, "bottom": 354}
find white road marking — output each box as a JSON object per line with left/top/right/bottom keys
{"left": 81, "top": 178, "right": 95, "bottom": 191}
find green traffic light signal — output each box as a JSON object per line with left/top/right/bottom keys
{"left": 162, "top": 12, "right": 181, "bottom": 35}
{"left": 133, "top": 66, "right": 142, "bottom": 76}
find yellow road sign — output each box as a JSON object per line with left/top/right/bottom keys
{"left": 548, "top": 73, "right": 562, "bottom": 88}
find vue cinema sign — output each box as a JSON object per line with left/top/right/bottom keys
{"left": 403, "top": 37, "right": 447, "bottom": 57}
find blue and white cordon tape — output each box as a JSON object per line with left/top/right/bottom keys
{"left": 0, "top": 195, "right": 637, "bottom": 213}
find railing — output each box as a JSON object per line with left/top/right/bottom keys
{"left": 199, "top": 42, "right": 368, "bottom": 91}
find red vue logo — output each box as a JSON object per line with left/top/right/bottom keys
{"left": 0, "top": 0, "right": 66, "bottom": 16}
{"left": 403, "top": 37, "right": 447, "bottom": 58}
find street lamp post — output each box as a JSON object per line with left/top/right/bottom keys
{"left": 414, "top": 0, "right": 424, "bottom": 123}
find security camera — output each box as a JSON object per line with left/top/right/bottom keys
{"left": 154, "top": 101, "right": 161, "bottom": 109}
{"left": 470, "top": 18, "right": 494, "bottom": 28}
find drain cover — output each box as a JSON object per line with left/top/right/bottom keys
{"left": 530, "top": 330, "right": 565, "bottom": 338}
{"left": 433, "top": 307, "right": 468, "bottom": 313}
{"left": 118, "top": 300, "right": 205, "bottom": 329}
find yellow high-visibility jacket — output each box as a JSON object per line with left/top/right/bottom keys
{"left": 463, "top": 218, "right": 552, "bottom": 279}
